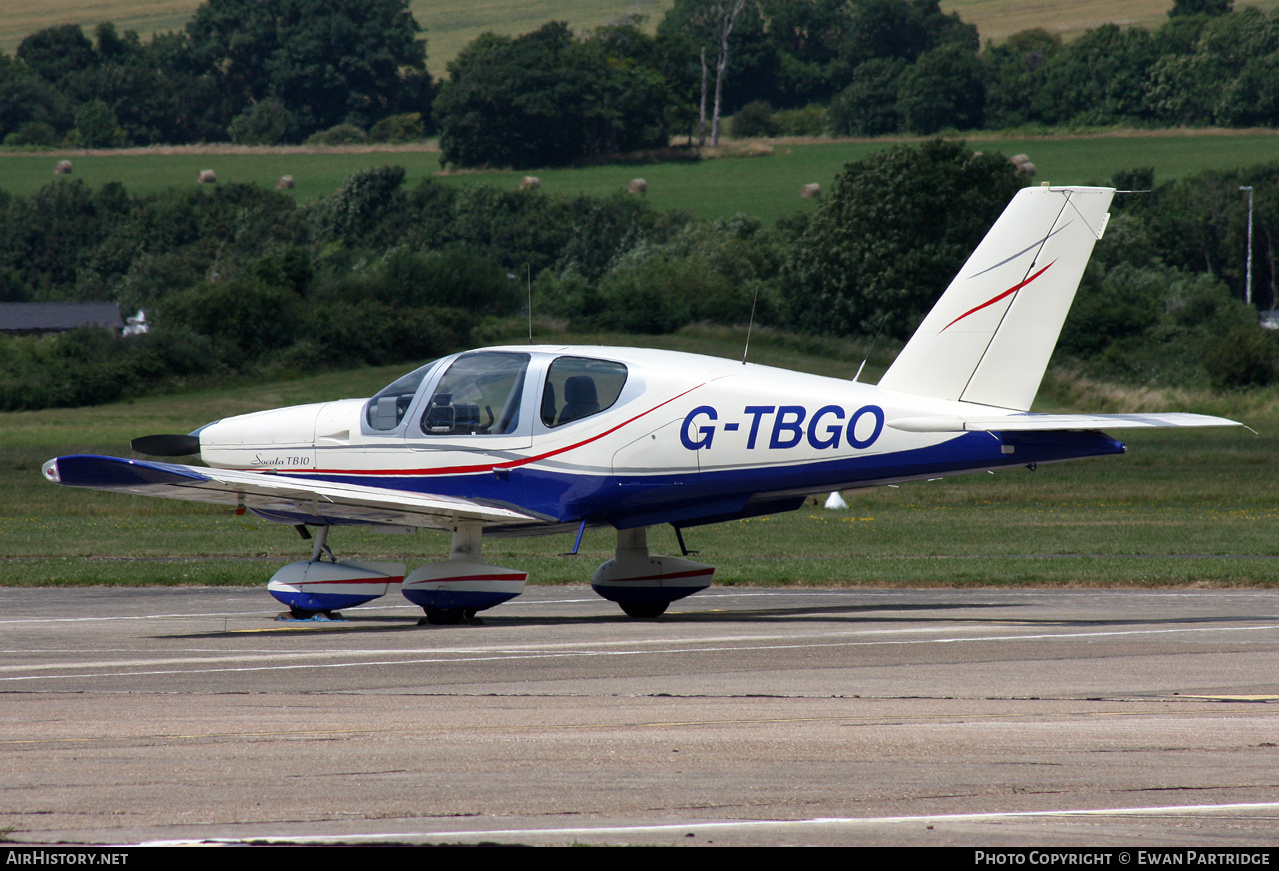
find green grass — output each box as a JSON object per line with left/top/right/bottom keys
{"left": 0, "top": 148, "right": 452, "bottom": 204}
{"left": 6, "top": 130, "right": 1279, "bottom": 227}
{"left": 3, "top": 327, "right": 1276, "bottom": 590}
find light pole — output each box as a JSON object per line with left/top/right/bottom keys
{"left": 1239, "top": 185, "right": 1254, "bottom": 308}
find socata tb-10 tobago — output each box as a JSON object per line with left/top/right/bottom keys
{"left": 43, "top": 185, "right": 1243, "bottom": 623}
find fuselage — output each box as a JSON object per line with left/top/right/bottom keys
{"left": 196, "top": 346, "right": 1125, "bottom": 532}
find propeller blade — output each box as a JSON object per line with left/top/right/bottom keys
{"left": 131, "top": 434, "right": 200, "bottom": 456}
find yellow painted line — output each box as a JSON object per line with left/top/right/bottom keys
{"left": 233, "top": 624, "right": 354, "bottom": 633}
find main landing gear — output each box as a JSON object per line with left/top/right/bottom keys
{"left": 266, "top": 523, "right": 714, "bottom": 623}
{"left": 400, "top": 523, "right": 527, "bottom": 624}
{"left": 591, "top": 527, "right": 715, "bottom": 618}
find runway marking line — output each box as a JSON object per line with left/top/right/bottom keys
{"left": 3, "top": 621, "right": 1278, "bottom": 682}
{"left": 1179, "top": 694, "right": 1279, "bottom": 702}
{"left": 0, "top": 706, "right": 1257, "bottom": 747}
{"left": 138, "top": 800, "right": 1279, "bottom": 846}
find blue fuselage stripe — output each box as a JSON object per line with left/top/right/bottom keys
{"left": 291, "top": 431, "right": 1124, "bottom": 526}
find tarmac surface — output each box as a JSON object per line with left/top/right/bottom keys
{"left": 2, "top": 584, "right": 1278, "bottom": 846}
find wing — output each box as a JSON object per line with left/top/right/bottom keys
{"left": 42, "top": 455, "right": 548, "bottom": 530}
{"left": 886, "top": 412, "right": 1245, "bottom": 434}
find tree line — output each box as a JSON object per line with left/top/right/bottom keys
{"left": 0, "top": 0, "right": 1274, "bottom": 161}
{"left": 2, "top": 139, "right": 1277, "bottom": 411}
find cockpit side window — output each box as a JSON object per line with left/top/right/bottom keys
{"left": 541, "top": 356, "right": 628, "bottom": 427}
{"left": 366, "top": 359, "right": 439, "bottom": 431}
{"left": 420, "top": 351, "right": 531, "bottom": 436}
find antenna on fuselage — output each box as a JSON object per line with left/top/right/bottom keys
{"left": 742, "top": 283, "right": 761, "bottom": 364}
{"left": 852, "top": 315, "right": 889, "bottom": 383}
{"left": 527, "top": 264, "right": 533, "bottom": 344}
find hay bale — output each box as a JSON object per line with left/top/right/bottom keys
{"left": 800, "top": 183, "right": 821, "bottom": 199}
{"left": 1010, "top": 154, "right": 1036, "bottom": 177}
{"left": 276, "top": 175, "right": 294, "bottom": 190}
{"left": 519, "top": 176, "right": 540, "bottom": 191}
{"left": 197, "top": 169, "right": 217, "bottom": 184}
{"left": 53, "top": 160, "right": 73, "bottom": 175}
{"left": 627, "top": 178, "right": 648, "bottom": 195}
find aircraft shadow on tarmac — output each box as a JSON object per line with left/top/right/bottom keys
{"left": 167, "top": 598, "right": 1277, "bottom": 639}
{"left": 170, "top": 599, "right": 1026, "bottom": 638}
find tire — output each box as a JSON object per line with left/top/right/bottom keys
{"left": 423, "top": 607, "right": 466, "bottom": 625}
{"left": 620, "top": 601, "right": 668, "bottom": 618}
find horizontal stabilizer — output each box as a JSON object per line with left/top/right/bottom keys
{"left": 42, "top": 455, "right": 546, "bottom": 529}
{"left": 887, "top": 412, "right": 1244, "bottom": 433}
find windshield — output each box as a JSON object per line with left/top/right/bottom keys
{"left": 420, "top": 352, "right": 530, "bottom": 436}
{"left": 365, "top": 359, "right": 440, "bottom": 431}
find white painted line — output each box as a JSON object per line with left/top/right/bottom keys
{"left": 138, "top": 800, "right": 1279, "bottom": 845}
{"left": 3, "top": 620, "right": 1277, "bottom": 682}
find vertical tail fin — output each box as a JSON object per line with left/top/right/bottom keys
{"left": 877, "top": 185, "right": 1114, "bottom": 411}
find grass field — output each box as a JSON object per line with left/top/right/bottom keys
{"left": 0, "top": 0, "right": 673, "bottom": 75}
{"left": 7, "top": 1, "right": 1279, "bottom": 73}
{"left": 3, "top": 327, "right": 1277, "bottom": 590}
{"left": 5, "top": 129, "right": 1278, "bottom": 226}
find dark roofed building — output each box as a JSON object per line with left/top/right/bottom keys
{"left": 0, "top": 302, "right": 125, "bottom": 335}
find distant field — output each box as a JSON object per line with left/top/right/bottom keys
{"left": 7, "top": 1, "right": 1279, "bottom": 72}
{"left": 3, "top": 328, "right": 1275, "bottom": 589}
{"left": 0, "top": 0, "right": 673, "bottom": 76}
{"left": 4, "top": 130, "right": 1279, "bottom": 226}
{"left": 943, "top": 0, "right": 1279, "bottom": 42}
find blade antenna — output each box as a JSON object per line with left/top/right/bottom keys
{"left": 853, "top": 315, "right": 889, "bottom": 383}
{"left": 742, "top": 283, "right": 761, "bottom": 364}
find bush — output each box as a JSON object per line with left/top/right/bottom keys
{"left": 783, "top": 139, "right": 1024, "bottom": 339}
{"left": 772, "top": 105, "right": 826, "bottom": 136}
{"left": 828, "top": 59, "right": 904, "bottom": 136}
{"left": 228, "top": 100, "right": 293, "bottom": 145}
{"left": 730, "top": 101, "right": 777, "bottom": 138}
{"left": 305, "top": 123, "right": 368, "bottom": 146}
{"left": 73, "top": 100, "right": 126, "bottom": 148}
{"left": 305, "top": 302, "right": 474, "bottom": 366}
{"left": 377, "top": 246, "right": 520, "bottom": 313}
{"left": 1204, "top": 326, "right": 1276, "bottom": 389}
{"left": 369, "top": 112, "right": 425, "bottom": 143}
{"left": 316, "top": 165, "right": 407, "bottom": 241}
{"left": 157, "top": 277, "right": 303, "bottom": 364}
{"left": 3, "top": 121, "right": 59, "bottom": 147}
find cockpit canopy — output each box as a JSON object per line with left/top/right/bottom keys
{"left": 366, "top": 359, "right": 440, "bottom": 431}
{"left": 422, "top": 351, "right": 529, "bottom": 436}
{"left": 365, "top": 351, "right": 629, "bottom": 436}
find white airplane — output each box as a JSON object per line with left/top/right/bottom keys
{"left": 43, "top": 185, "right": 1243, "bottom": 622}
